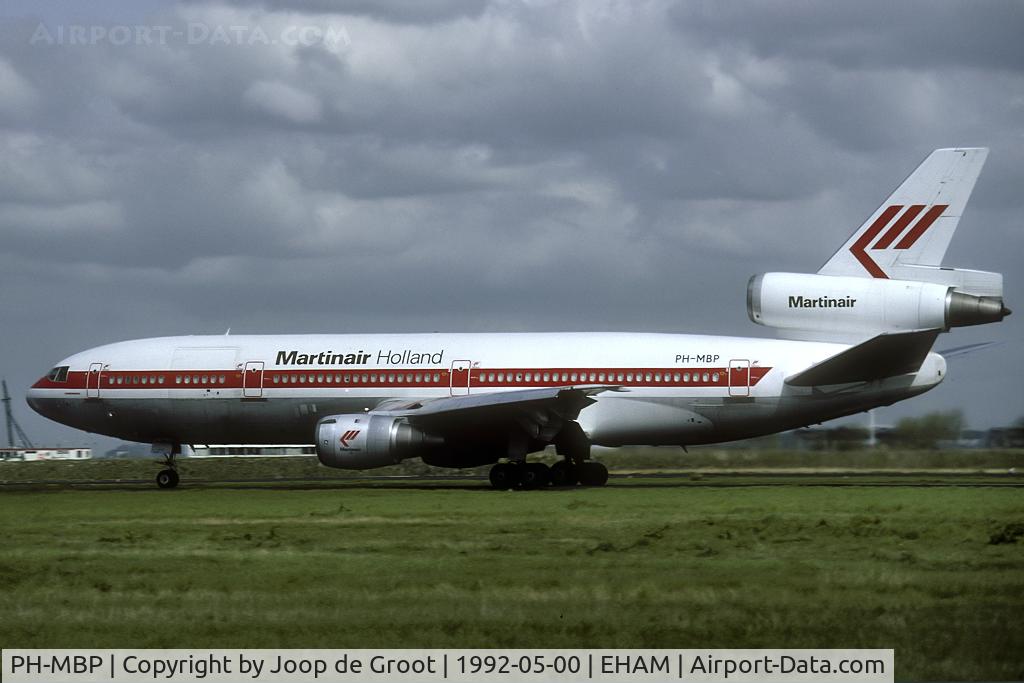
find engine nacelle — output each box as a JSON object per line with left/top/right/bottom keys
{"left": 747, "top": 272, "right": 1009, "bottom": 335}
{"left": 316, "top": 413, "right": 442, "bottom": 470}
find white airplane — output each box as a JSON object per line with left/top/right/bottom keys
{"left": 28, "top": 148, "right": 1009, "bottom": 489}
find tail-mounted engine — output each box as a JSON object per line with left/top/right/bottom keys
{"left": 316, "top": 414, "right": 443, "bottom": 470}
{"left": 748, "top": 272, "right": 1010, "bottom": 336}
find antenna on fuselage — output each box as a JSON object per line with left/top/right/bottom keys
{"left": 2, "top": 379, "right": 34, "bottom": 449}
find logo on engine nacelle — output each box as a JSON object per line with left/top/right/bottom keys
{"left": 339, "top": 430, "right": 360, "bottom": 448}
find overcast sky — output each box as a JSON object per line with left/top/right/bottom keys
{"left": 1, "top": 1, "right": 1021, "bottom": 451}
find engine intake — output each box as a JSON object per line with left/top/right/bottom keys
{"left": 747, "top": 272, "right": 1009, "bottom": 335}
{"left": 316, "top": 413, "right": 443, "bottom": 470}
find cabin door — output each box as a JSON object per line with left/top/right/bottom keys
{"left": 243, "top": 361, "right": 265, "bottom": 398}
{"left": 450, "top": 360, "right": 472, "bottom": 396}
{"left": 86, "top": 363, "right": 104, "bottom": 399}
{"left": 728, "top": 359, "right": 750, "bottom": 397}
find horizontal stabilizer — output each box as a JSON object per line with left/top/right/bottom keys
{"left": 937, "top": 340, "right": 1003, "bottom": 359}
{"left": 785, "top": 329, "right": 940, "bottom": 387}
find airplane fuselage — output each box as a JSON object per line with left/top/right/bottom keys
{"left": 28, "top": 331, "right": 945, "bottom": 450}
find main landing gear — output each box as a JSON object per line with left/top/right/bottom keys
{"left": 155, "top": 444, "right": 181, "bottom": 489}
{"left": 488, "top": 459, "right": 609, "bottom": 490}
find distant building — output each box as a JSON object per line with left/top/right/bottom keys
{"left": 986, "top": 427, "right": 1024, "bottom": 449}
{"left": 1, "top": 447, "right": 92, "bottom": 461}
{"left": 190, "top": 444, "right": 315, "bottom": 458}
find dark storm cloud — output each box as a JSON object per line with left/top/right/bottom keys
{"left": 180, "top": 0, "right": 489, "bottom": 25}
{"left": 1, "top": 0, "right": 1022, "bottom": 447}
{"left": 671, "top": 1, "right": 1024, "bottom": 72}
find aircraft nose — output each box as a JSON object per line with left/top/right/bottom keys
{"left": 26, "top": 385, "right": 44, "bottom": 416}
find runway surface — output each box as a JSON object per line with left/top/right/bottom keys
{"left": 2, "top": 470, "right": 1021, "bottom": 490}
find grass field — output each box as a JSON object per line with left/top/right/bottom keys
{"left": 1, "top": 479, "right": 1022, "bottom": 680}
{"left": 2, "top": 447, "right": 1023, "bottom": 484}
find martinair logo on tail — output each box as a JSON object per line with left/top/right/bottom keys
{"left": 339, "top": 430, "right": 360, "bottom": 448}
{"left": 851, "top": 204, "right": 948, "bottom": 278}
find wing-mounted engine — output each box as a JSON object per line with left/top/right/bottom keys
{"left": 747, "top": 272, "right": 1009, "bottom": 337}
{"left": 316, "top": 414, "right": 443, "bottom": 470}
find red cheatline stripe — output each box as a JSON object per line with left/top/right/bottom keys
{"left": 36, "top": 366, "right": 773, "bottom": 391}
{"left": 850, "top": 204, "right": 902, "bottom": 278}
{"left": 873, "top": 204, "right": 925, "bottom": 249}
{"left": 894, "top": 204, "right": 947, "bottom": 249}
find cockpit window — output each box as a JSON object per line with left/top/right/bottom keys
{"left": 47, "top": 366, "right": 69, "bottom": 383}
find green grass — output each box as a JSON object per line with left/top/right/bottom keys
{"left": 1, "top": 483, "right": 1022, "bottom": 681}
{"left": 2, "top": 448, "right": 1022, "bottom": 484}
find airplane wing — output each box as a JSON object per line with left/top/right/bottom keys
{"left": 785, "top": 329, "right": 941, "bottom": 387}
{"left": 373, "top": 385, "right": 620, "bottom": 439}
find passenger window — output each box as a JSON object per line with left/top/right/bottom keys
{"left": 141, "top": 377, "right": 148, "bottom": 385}
{"left": 702, "top": 373, "right": 710, "bottom": 382}
{"left": 589, "top": 373, "right": 596, "bottom": 382}
{"left": 273, "top": 375, "right": 280, "bottom": 384}
{"left": 175, "top": 376, "right": 181, "bottom": 384}
{"left": 299, "top": 375, "right": 306, "bottom": 383}
{"left": 654, "top": 373, "right": 661, "bottom": 382}
{"left": 598, "top": 373, "right": 606, "bottom": 382}
{"left": 158, "top": 376, "right": 165, "bottom": 385}
{"left": 433, "top": 373, "right": 440, "bottom": 382}
{"left": 525, "top": 373, "right": 532, "bottom": 382}
{"left": 183, "top": 377, "right": 190, "bottom": 384}
{"left": 626, "top": 373, "right": 633, "bottom": 382}
{"left": 516, "top": 373, "right": 523, "bottom": 382}
{"left": 645, "top": 373, "right": 652, "bottom": 382}
{"left": 370, "top": 374, "right": 377, "bottom": 383}
{"left": 617, "top": 373, "right": 624, "bottom": 382}
{"left": 673, "top": 373, "right": 681, "bottom": 382}
{"left": 344, "top": 375, "right": 350, "bottom": 383}
{"left": 712, "top": 372, "right": 720, "bottom": 382}
{"left": 108, "top": 377, "right": 115, "bottom": 385}
{"left": 201, "top": 376, "right": 208, "bottom": 384}
{"left": 497, "top": 373, "right": 504, "bottom": 382}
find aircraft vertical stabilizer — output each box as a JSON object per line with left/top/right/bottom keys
{"left": 819, "top": 148, "right": 988, "bottom": 279}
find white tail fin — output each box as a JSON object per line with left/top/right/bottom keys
{"left": 819, "top": 148, "right": 988, "bottom": 279}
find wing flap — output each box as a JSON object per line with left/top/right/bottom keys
{"left": 372, "top": 385, "right": 620, "bottom": 436}
{"left": 785, "top": 329, "right": 940, "bottom": 387}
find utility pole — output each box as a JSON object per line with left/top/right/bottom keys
{"left": 2, "top": 379, "right": 34, "bottom": 449}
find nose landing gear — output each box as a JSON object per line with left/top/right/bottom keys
{"left": 156, "top": 468, "right": 180, "bottom": 489}
{"left": 155, "top": 444, "right": 182, "bottom": 489}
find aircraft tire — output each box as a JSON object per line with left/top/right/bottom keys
{"left": 578, "top": 461, "right": 609, "bottom": 487}
{"left": 156, "top": 469, "right": 179, "bottom": 489}
{"left": 549, "top": 460, "right": 578, "bottom": 487}
{"left": 489, "top": 463, "right": 518, "bottom": 490}
{"left": 519, "top": 462, "right": 550, "bottom": 490}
